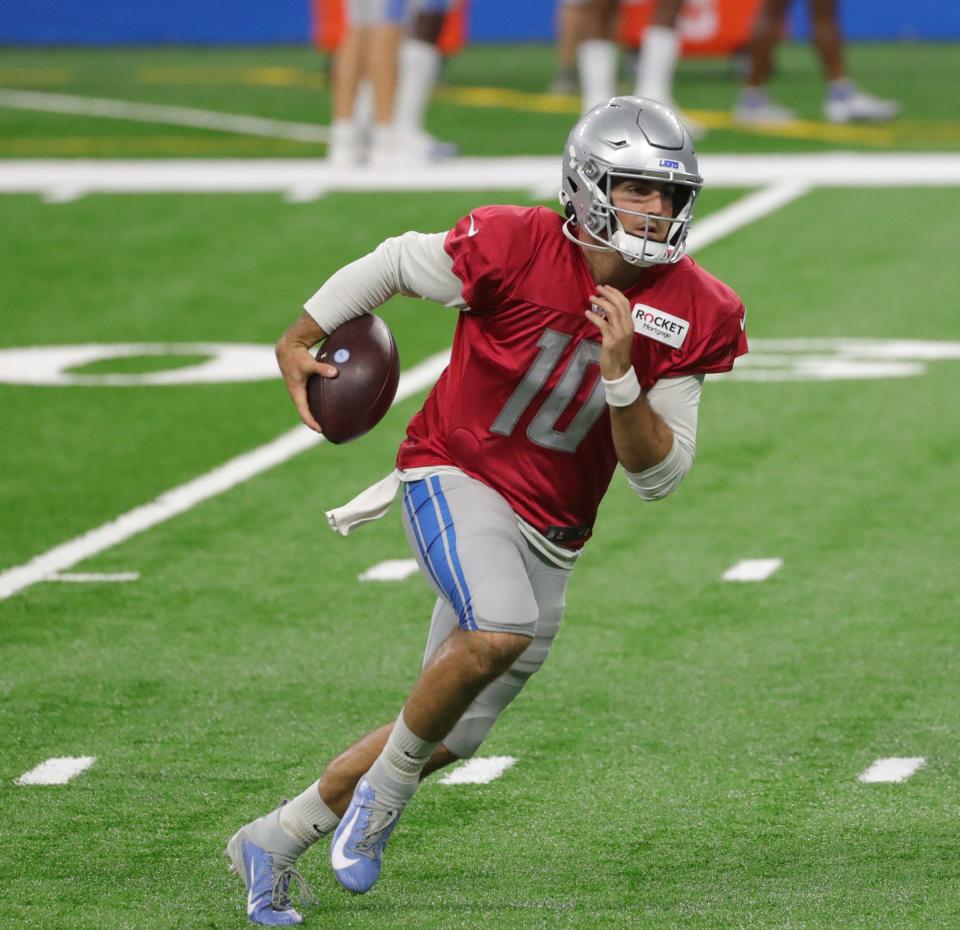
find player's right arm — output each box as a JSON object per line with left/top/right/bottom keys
{"left": 275, "top": 313, "right": 338, "bottom": 433}
{"left": 303, "top": 231, "right": 465, "bottom": 331}
{"left": 280, "top": 232, "right": 463, "bottom": 432}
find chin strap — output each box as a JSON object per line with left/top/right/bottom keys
{"left": 561, "top": 216, "right": 654, "bottom": 268}
{"left": 561, "top": 216, "right": 612, "bottom": 253}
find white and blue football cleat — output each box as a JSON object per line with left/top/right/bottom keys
{"left": 226, "top": 807, "right": 316, "bottom": 926}
{"left": 329, "top": 778, "right": 404, "bottom": 894}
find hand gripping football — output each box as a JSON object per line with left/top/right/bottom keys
{"left": 306, "top": 314, "right": 400, "bottom": 444}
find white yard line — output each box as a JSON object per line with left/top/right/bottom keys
{"left": 0, "top": 88, "right": 329, "bottom": 143}
{"left": 358, "top": 559, "right": 420, "bottom": 582}
{"left": 439, "top": 756, "right": 517, "bottom": 785}
{"left": 2, "top": 154, "right": 960, "bottom": 201}
{"left": 722, "top": 558, "right": 784, "bottom": 582}
{"left": 0, "top": 351, "right": 450, "bottom": 601}
{"left": 687, "top": 182, "right": 810, "bottom": 253}
{"left": 16, "top": 756, "right": 96, "bottom": 785}
{"left": 48, "top": 572, "right": 141, "bottom": 583}
{"left": 858, "top": 757, "right": 926, "bottom": 783}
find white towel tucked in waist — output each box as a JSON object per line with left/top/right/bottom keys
{"left": 325, "top": 471, "right": 401, "bottom": 536}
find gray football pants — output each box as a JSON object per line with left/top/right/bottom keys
{"left": 401, "top": 472, "right": 572, "bottom": 758}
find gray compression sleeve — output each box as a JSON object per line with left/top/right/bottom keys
{"left": 624, "top": 374, "right": 704, "bottom": 501}
{"left": 303, "top": 231, "right": 464, "bottom": 333}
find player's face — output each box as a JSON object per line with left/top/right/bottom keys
{"left": 610, "top": 179, "right": 676, "bottom": 243}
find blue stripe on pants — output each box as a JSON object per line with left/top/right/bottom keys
{"left": 403, "top": 482, "right": 445, "bottom": 596}
{"left": 427, "top": 476, "right": 476, "bottom": 630}
{"left": 405, "top": 478, "right": 476, "bottom": 631}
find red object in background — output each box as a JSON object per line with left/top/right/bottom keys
{"left": 437, "top": 2, "right": 468, "bottom": 54}
{"left": 619, "top": 0, "right": 762, "bottom": 55}
{"left": 312, "top": 0, "right": 468, "bottom": 54}
{"left": 312, "top": 0, "right": 344, "bottom": 52}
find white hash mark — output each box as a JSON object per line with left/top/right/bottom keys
{"left": 439, "top": 756, "right": 517, "bottom": 785}
{"left": 16, "top": 756, "right": 96, "bottom": 785}
{"left": 722, "top": 558, "right": 783, "bottom": 582}
{"left": 358, "top": 560, "right": 420, "bottom": 582}
{"left": 858, "top": 757, "right": 926, "bottom": 784}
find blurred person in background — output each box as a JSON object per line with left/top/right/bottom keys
{"left": 548, "top": 0, "right": 584, "bottom": 94}
{"left": 327, "top": 0, "right": 459, "bottom": 167}
{"left": 326, "top": 2, "right": 395, "bottom": 166}
{"left": 388, "top": 0, "right": 460, "bottom": 162}
{"left": 734, "top": 0, "right": 898, "bottom": 123}
{"left": 563, "top": 0, "right": 619, "bottom": 112}
{"left": 562, "top": 0, "right": 705, "bottom": 137}
{"left": 632, "top": 0, "right": 706, "bottom": 137}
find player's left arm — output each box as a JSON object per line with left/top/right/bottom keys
{"left": 586, "top": 284, "right": 701, "bottom": 500}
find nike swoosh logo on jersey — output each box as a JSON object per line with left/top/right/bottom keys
{"left": 467, "top": 213, "right": 479, "bottom": 237}
{"left": 330, "top": 802, "right": 363, "bottom": 870}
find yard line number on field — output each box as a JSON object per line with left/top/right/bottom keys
{"left": 0, "top": 183, "right": 807, "bottom": 602}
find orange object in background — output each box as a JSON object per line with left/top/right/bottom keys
{"left": 437, "top": 2, "right": 468, "bottom": 54}
{"left": 312, "top": 0, "right": 468, "bottom": 53}
{"left": 312, "top": 0, "right": 344, "bottom": 52}
{"left": 619, "top": 0, "right": 762, "bottom": 55}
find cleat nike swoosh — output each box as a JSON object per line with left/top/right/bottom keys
{"left": 330, "top": 803, "right": 363, "bottom": 870}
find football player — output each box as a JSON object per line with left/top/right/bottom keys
{"left": 227, "top": 97, "right": 747, "bottom": 925}
{"left": 388, "top": 0, "right": 460, "bottom": 162}
{"left": 326, "top": 0, "right": 394, "bottom": 166}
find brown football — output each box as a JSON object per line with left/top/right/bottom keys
{"left": 306, "top": 314, "right": 400, "bottom": 444}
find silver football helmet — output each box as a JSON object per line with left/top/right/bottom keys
{"left": 560, "top": 96, "right": 703, "bottom": 266}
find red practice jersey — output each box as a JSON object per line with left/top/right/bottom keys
{"left": 397, "top": 205, "right": 748, "bottom": 548}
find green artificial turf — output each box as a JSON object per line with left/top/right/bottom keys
{"left": 2, "top": 179, "right": 959, "bottom": 928}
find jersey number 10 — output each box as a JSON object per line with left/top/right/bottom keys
{"left": 490, "top": 329, "right": 607, "bottom": 454}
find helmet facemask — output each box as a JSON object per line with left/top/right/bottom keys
{"left": 563, "top": 163, "right": 700, "bottom": 267}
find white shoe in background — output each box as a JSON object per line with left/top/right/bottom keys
{"left": 824, "top": 85, "right": 899, "bottom": 123}
{"left": 734, "top": 89, "right": 798, "bottom": 125}
{"left": 326, "top": 120, "right": 364, "bottom": 168}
